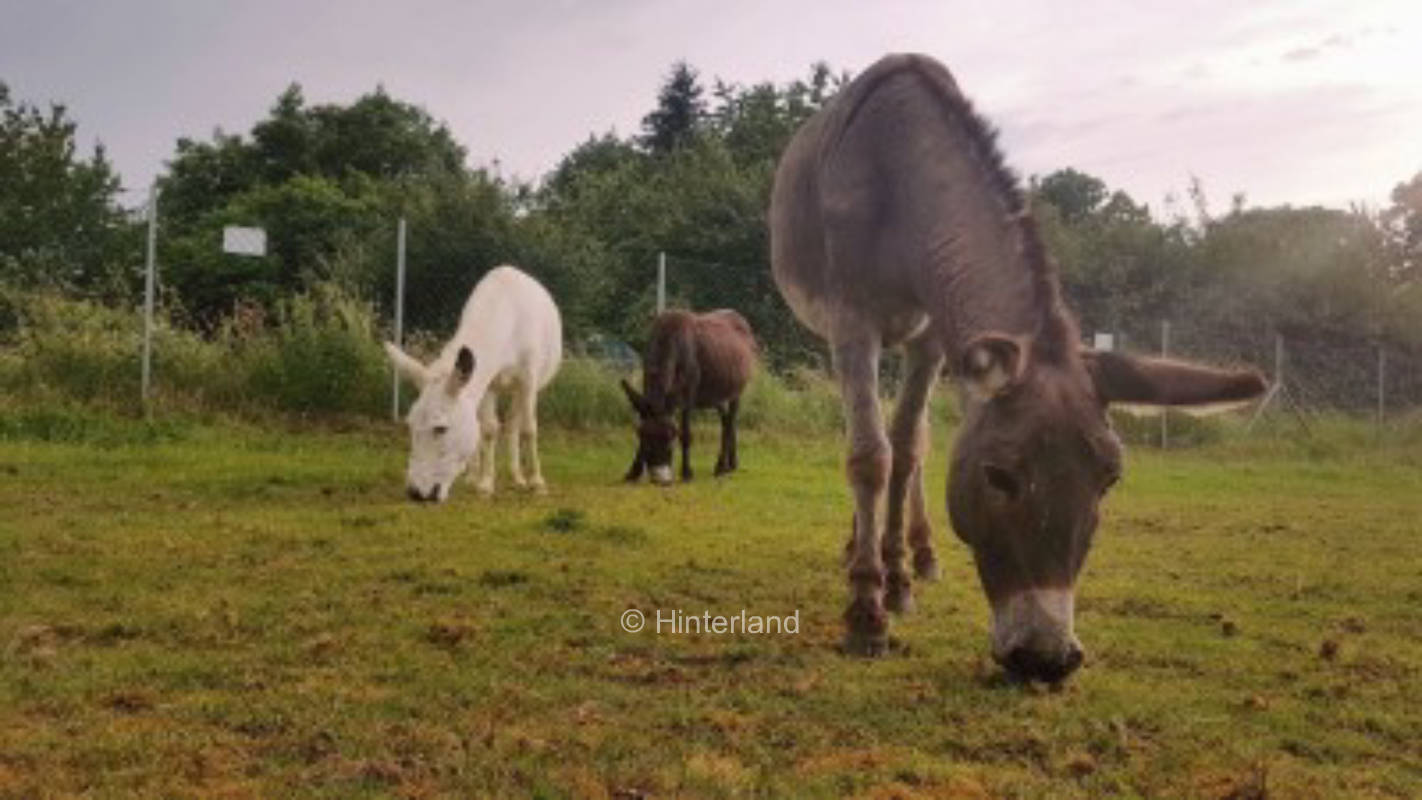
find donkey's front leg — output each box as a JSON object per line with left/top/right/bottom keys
{"left": 623, "top": 447, "right": 646, "bottom": 483}
{"left": 472, "top": 391, "right": 499, "bottom": 495}
{"left": 882, "top": 335, "right": 944, "bottom": 613}
{"left": 679, "top": 403, "right": 694, "bottom": 482}
{"left": 834, "top": 334, "right": 890, "bottom": 656}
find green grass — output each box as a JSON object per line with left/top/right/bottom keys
{"left": 1, "top": 415, "right": 1420, "bottom": 798}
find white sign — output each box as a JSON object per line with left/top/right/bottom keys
{"left": 222, "top": 226, "right": 267, "bottom": 257}
{"left": 1092, "top": 332, "right": 1115, "bottom": 351}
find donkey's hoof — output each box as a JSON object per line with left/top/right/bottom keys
{"left": 475, "top": 481, "right": 495, "bottom": 497}
{"left": 843, "top": 597, "right": 888, "bottom": 656}
{"left": 843, "top": 629, "right": 888, "bottom": 657}
{"left": 884, "top": 582, "right": 915, "bottom": 614}
{"left": 529, "top": 479, "right": 548, "bottom": 495}
{"left": 913, "top": 552, "right": 941, "bottom": 582}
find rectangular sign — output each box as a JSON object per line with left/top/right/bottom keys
{"left": 222, "top": 226, "right": 267, "bottom": 257}
{"left": 1092, "top": 332, "right": 1115, "bottom": 351}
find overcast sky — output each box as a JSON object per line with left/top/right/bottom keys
{"left": 3, "top": 0, "right": 1419, "bottom": 213}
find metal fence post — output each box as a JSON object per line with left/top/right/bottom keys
{"left": 656, "top": 251, "right": 666, "bottom": 315}
{"left": 1246, "top": 332, "right": 1285, "bottom": 432}
{"left": 1160, "top": 319, "right": 1170, "bottom": 448}
{"left": 392, "top": 217, "right": 407, "bottom": 422}
{"left": 1377, "top": 345, "right": 1386, "bottom": 438}
{"left": 141, "top": 182, "right": 159, "bottom": 415}
{"left": 1276, "top": 333, "right": 1284, "bottom": 388}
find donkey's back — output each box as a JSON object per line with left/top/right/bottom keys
{"left": 646, "top": 309, "right": 755, "bottom": 408}
{"left": 449, "top": 265, "right": 562, "bottom": 389}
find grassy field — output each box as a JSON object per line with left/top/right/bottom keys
{"left": 1, "top": 415, "right": 1420, "bottom": 799}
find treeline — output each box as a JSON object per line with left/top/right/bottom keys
{"left": 3, "top": 66, "right": 1421, "bottom": 373}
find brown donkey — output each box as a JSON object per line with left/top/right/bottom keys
{"left": 622, "top": 309, "right": 757, "bottom": 485}
{"left": 769, "top": 54, "right": 1265, "bottom": 681}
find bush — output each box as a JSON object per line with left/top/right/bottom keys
{"left": 738, "top": 365, "right": 843, "bottom": 436}
{"left": 238, "top": 283, "right": 388, "bottom": 416}
{"left": 0, "top": 289, "right": 146, "bottom": 404}
{"left": 539, "top": 357, "right": 634, "bottom": 430}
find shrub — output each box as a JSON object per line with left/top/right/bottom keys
{"left": 239, "top": 283, "right": 387, "bottom": 416}
{"left": 539, "top": 357, "right": 632, "bottom": 430}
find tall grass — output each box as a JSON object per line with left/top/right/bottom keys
{"left": 2, "top": 288, "right": 1417, "bottom": 458}
{"left": 0, "top": 289, "right": 853, "bottom": 434}
{"left": 0, "top": 285, "right": 385, "bottom": 418}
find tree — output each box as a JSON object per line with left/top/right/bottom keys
{"left": 1034, "top": 168, "right": 1108, "bottom": 225}
{"left": 156, "top": 84, "right": 510, "bottom": 326}
{"left": 1032, "top": 169, "right": 1188, "bottom": 335}
{"left": 0, "top": 81, "right": 128, "bottom": 292}
{"left": 640, "top": 62, "right": 706, "bottom": 155}
{"left": 1382, "top": 171, "right": 1421, "bottom": 284}
{"left": 528, "top": 63, "right": 844, "bottom": 363}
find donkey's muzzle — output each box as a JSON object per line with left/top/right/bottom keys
{"left": 989, "top": 588, "right": 1083, "bottom": 683}
{"left": 999, "top": 640, "right": 1084, "bottom": 684}
{"left": 406, "top": 484, "right": 441, "bottom": 503}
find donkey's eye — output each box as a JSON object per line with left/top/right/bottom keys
{"left": 432, "top": 425, "right": 449, "bottom": 436}
{"left": 983, "top": 463, "right": 1021, "bottom": 498}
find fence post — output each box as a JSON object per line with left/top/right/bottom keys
{"left": 1377, "top": 345, "right": 1386, "bottom": 439}
{"left": 1246, "top": 332, "right": 1291, "bottom": 433}
{"left": 656, "top": 251, "right": 666, "bottom": 315}
{"left": 141, "top": 182, "right": 159, "bottom": 416}
{"left": 1160, "top": 319, "right": 1170, "bottom": 448}
{"left": 392, "top": 217, "right": 407, "bottom": 422}
{"left": 1274, "top": 333, "right": 1283, "bottom": 386}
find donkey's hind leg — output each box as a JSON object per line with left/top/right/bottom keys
{"left": 713, "top": 398, "right": 739, "bottom": 476}
{"left": 506, "top": 386, "right": 528, "bottom": 491}
{"left": 727, "top": 397, "right": 740, "bottom": 471}
{"left": 882, "top": 334, "right": 944, "bottom": 613}
{"left": 834, "top": 331, "right": 890, "bottom": 656}
{"left": 518, "top": 380, "right": 547, "bottom": 493}
{"left": 472, "top": 391, "right": 500, "bottom": 495}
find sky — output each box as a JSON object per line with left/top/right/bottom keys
{"left": 3, "top": 0, "right": 1420, "bottom": 214}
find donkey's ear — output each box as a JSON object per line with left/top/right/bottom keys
{"left": 1084, "top": 350, "right": 1267, "bottom": 408}
{"left": 621, "top": 378, "right": 651, "bottom": 417}
{"left": 959, "top": 333, "right": 1028, "bottom": 401}
{"left": 446, "top": 347, "right": 477, "bottom": 395}
{"left": 384, "top": 341, "right": 430, "bottom": 385}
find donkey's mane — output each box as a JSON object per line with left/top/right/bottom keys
{"left": 831, "top": 54, "right": 1080, "bottom": 362}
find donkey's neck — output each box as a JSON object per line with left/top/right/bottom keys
{"left": 927, "top": 212, "right": 1074, "bottom": 365}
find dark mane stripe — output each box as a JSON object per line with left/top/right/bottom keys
{"left": 825, "top": 53, "right": 1076, "bottom": 361}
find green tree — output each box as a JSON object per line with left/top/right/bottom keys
{"left": 157, "top": 84, "right": 511, "bottom": 327}
{"left": 640, "top": 62, "right": 706, "bottom": 155}
{"left": 1033, "top": 169, "right": 1188, "bottom": 335}
{"left": 1383, "top": 171, "right": 1421, "bottom": 284}
{"left": 529, "top": 63, "right": 843, "bottom": 364}
{"left": 0, "top": 81, "right": 128, "bottom": 292}
{"left": 1034, "top": 168, "right": 1108, "bottom": 225}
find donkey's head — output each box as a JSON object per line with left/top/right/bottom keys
{"left": 621, "top": 379, "right": 677, "bottom": 485}
{"left": 386, "top": 342, "right": 483, "bottom": 503}
{"left": 948, "top": 333, "right": 1266, "bottom": 683}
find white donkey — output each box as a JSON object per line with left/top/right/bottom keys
{"left": 385, "top": 265, "right": 562, "bottom": 502}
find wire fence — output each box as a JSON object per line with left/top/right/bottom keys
{"left": 23, "top": 194, "right": 1415, "bottom": 433}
